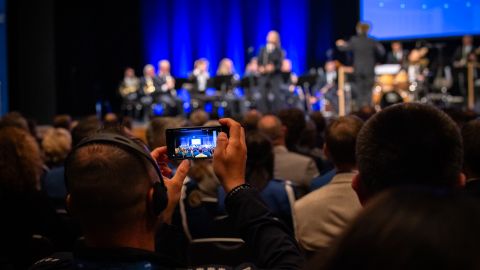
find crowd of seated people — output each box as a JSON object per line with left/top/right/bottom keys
{"left": 175, "top": 145, "right": 215, "bottom": 159}
{"left": 2, "top": 102, "right": 480, "bottom": 269}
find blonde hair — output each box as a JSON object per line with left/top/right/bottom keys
{"left": 42, "top": 128, "right": 72, "bottom": 166}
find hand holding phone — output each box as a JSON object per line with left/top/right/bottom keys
{"left": 166, "top": 126, "right": 228, "bottom": 160}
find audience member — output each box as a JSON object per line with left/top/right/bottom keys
{"left": 70, "top": 115, "right": 101, "bottom": 146}
{"left": 242, "top": 109, "right": 263, "bottom": 132}
{"left": 0, "top": 127, "right": 64, "bottom": 269}
{"left": 352, "top": 103, "right": 464, "bottom": 204}
{"left": 42, "top": 128, "right": 72, "bottom": 168}
{"left": 189, "top": 109, "right": 210, "bottom": 126}
{"left": 41, "top": 128, "right": 72, "bottom": 207}
{"left": 461, "top": 119, "right": 480, "bottom": 197}
{"left": 318, "top": 188, "right": 480, "bottom": 270}
{"left": 53, "top": 114, "right": 72, "bottom": 131}
{"left": 146, "top": 117, "right": 184, "bottom": 149}
{"left": 0, "top": 111, "right": 29, "bottom": 131}
{"left": 218, "top": 131, "right": 296, "bottom": 230}
{"left": 258, "top": 115, "right": 319, "bottom": 195}
{"left": 295, "top": 116, "right": 363, "bottom": 252}
{"left": 277, "top": 108, "right": 306, "bottom": 151}
{"left": 310, "top": 111, "right": 327, "bottom": 148}
{"left": 31, "top": 119, "right": 303, "bottom": 269}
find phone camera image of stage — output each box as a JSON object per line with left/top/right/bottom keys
{"left": 174, "top": 129, "right": 218, "bottom": 159}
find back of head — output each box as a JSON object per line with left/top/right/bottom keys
{"left": 0, "top": 112, "right": 29, "bottom": 131}
{"left": 0, "top": 127, "right": 43, "bottom": 193}
{"left": 242, "top": 109, "right": 263, "bottom": 132}
{"left": 246, "top": 131, "right": 274, "bottom": 190}
{"left": 278, "top": 108, "right": 306, "bottom": 150}
{"left": 462, "top": 120, "right": 480, "bottom": 179}
{"left": 42, "top": 128, "right": 72, "bottom": 167}
{"left": 258, "top": 115, "right": 283, "bottom": 143}
{"left": 65, "top": 134, "right": 155, "bottom": 231}
{"left": 71, "top": 116, "right": 101, "bottom": 147}
{"left": 53, "top": 114, "right": 72, "bottom": 130}
{"left": 189, "top": 109, "right": 209, "bottom": 126}
{"left": 356, "top": 103, "right": 462, "bottom": 195}
{"left": 322, "top": 188, "right": 480, "bottom": 270}
{"left": 326, "top": 116, "right": 364, "bottom": 167}
{"left": 146, "top": 117, "right": 184, "bottom": 149}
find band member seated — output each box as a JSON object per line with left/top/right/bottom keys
{"left": 316, "top": 60, "right": 340, "bottom": 113}
{"left": 189, "top": 58, "right": 210, "bottom": 96}
{"left": 244, "top": 57, "right": 260, "bottom": 77}
{"left": 139, "top": 64, "right": 163, "bottom": 119}
{"left": 156, "top": 60, "right": 179, "bottom": 116}
{"left": 258, "top": 30, "right": 285, "bottom": 113}
{"left": 157, "top": 59, "right": 176, "bottom": 94}
{"left": 118, "top": 67, "right": 140, "bottom": 117}
{"left": 386, "top": 41, "right": 409, "bottom": 68}
{"left": 280, "top": 59, "right": 301, "bottom": 110}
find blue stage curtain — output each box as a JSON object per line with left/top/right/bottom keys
{"left": 141, "top": 0, "right": 310, "bottom": 77}
{"left": 0, "top": 0, "right": 7, "bottom": 115}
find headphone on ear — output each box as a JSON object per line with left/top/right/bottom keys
{"left": 64, "top": 133, "right": 168, "bottom": 217}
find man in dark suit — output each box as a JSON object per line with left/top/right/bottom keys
{"left": 257, "top": 30, "right": 285, "bottom": 113}
{"left": 336, "top": 22, "right": 385, "bottom": 109}
{"left": 386, "top": 41, "right": 409, "bottom": 68}
{"left": 452, "top": 35, "right": 476, "bottom": 97}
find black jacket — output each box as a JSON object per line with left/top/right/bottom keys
{"left": 29, "top": 187, "right": 304, "bottom": 270}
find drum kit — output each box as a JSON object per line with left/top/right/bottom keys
{"left": 373, "top": 64, "right": 413, "bottom": 109}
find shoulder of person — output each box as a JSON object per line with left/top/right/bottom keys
{"left": 29, "top": 252, "right": 74, "bottom": 270}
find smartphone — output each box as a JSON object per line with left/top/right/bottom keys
{"left": 166, "top": 126, "right": 228, "bottom": 160}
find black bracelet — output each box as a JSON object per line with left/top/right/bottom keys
{"left": 226, "top": 183, "right": 252, "bottom": 200}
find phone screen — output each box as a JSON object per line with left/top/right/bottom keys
{"left": 166, "top": 126, "right": 226, "bottom": 160}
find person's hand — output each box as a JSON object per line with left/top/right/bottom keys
{"left": 151, "top": 146, "right": 190, "bottom": 224}
{"left": 213, "top": 118, "right": 247, "bottom": 193}
{"left": 265, "top": 64, "right": 275, "bottom": 73}
{"left": 336, "top": 39, "right": 346, "bottom": 47}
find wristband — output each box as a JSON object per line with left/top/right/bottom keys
{"left": 226, "top": 183, "right": 252, "bottom": 200}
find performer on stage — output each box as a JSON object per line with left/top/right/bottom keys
{"left": 257, "top": 30, "right": 285, "bottom": 113}
{"left": 336, "top": 22, "right": 385, "bottom": 109}
{"left": 157, "top": 59, "right": 176, "bottom": 93}
{"left": 189, "top": 58, "right": 210, "bottom": 95}
{"left": 386, "top": 41, "right": 409, "bottom": 68}
{"left": 453, "top": 35, "right": 476, "bottom": 97}
{"left": 139, "top": 64, "right": 162, "bottom": 119}
{"left": 118, "top": 67, "right": 140, "bottom": 118}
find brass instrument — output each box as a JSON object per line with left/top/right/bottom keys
{"left": 143, "top": 78, "right": 156, "bottom": 95}
{"left": 119, "top": 84, "right": 138, "bottom": 97}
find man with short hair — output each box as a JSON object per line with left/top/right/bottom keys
{"left": 31, "top": 119, "right": 303, "bottom": 269}
{"left": 461, "top": 120, "right": 480, "bottom": 197}
{"left": 295, "top": 116, "right": 364, "bottom": 252}
{"left": 258, "top": 115, "right": 319, "bottom": 195}
{"left": 352, "top": 103, "right": 465, "bottom": 204}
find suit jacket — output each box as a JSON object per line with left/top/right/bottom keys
{"left": 338, "top": 35, "right": 385, "bottom": 75}
{"left": 273, "top": 145, "right": 319, "bottom": 193}
{"left": 386, "top": 49, "right": 409, "bottom": 67}
{"left": 258, "top": 46, "right": 284, "bottom": 73}
{"left": 294, "top": 172, "right": 361, "bottom": 251}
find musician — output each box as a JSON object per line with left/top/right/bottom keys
{"left": 257, "top": 30, "right": 285, "bottom": 113}
{"left": 189, "top": 58, "right": 210, "bottom": 95}
{"left": 317, "top": 60, "right": 339, "bottom": 112}
{"left": 280, "top": 59, "right": 302, "bottom": 110}
{"left": 244, "top": 57, "right": 260, "bottom": 77}
{"left": 118, "top": 67, "right": 140, "bottom": 117}
{"left": 157, "top": 59, "right": 175, "bottom": 93}
{"left": 453, "top": 35, "right": 476, "bottom": 97}
{"left": 336, "top": 22, "right": 385, "bottom": 109}
{"left": 139, "top": 64, "right": 162, "bottom": 119}
{"left": 386, "top": 41, "right": 409, "bottom": 68}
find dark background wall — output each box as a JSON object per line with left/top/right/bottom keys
{"left": 7, "top": 0, "right": 142, "bottom": 123}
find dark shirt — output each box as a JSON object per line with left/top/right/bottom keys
{"left": 338, "top": 35, "right": 385, "bottom": 75}
{"left": 30, "top": 187, "right": 304, "bottom": 270}
{"left": 258, "top": 46, "right": 284, "bottom": 73}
